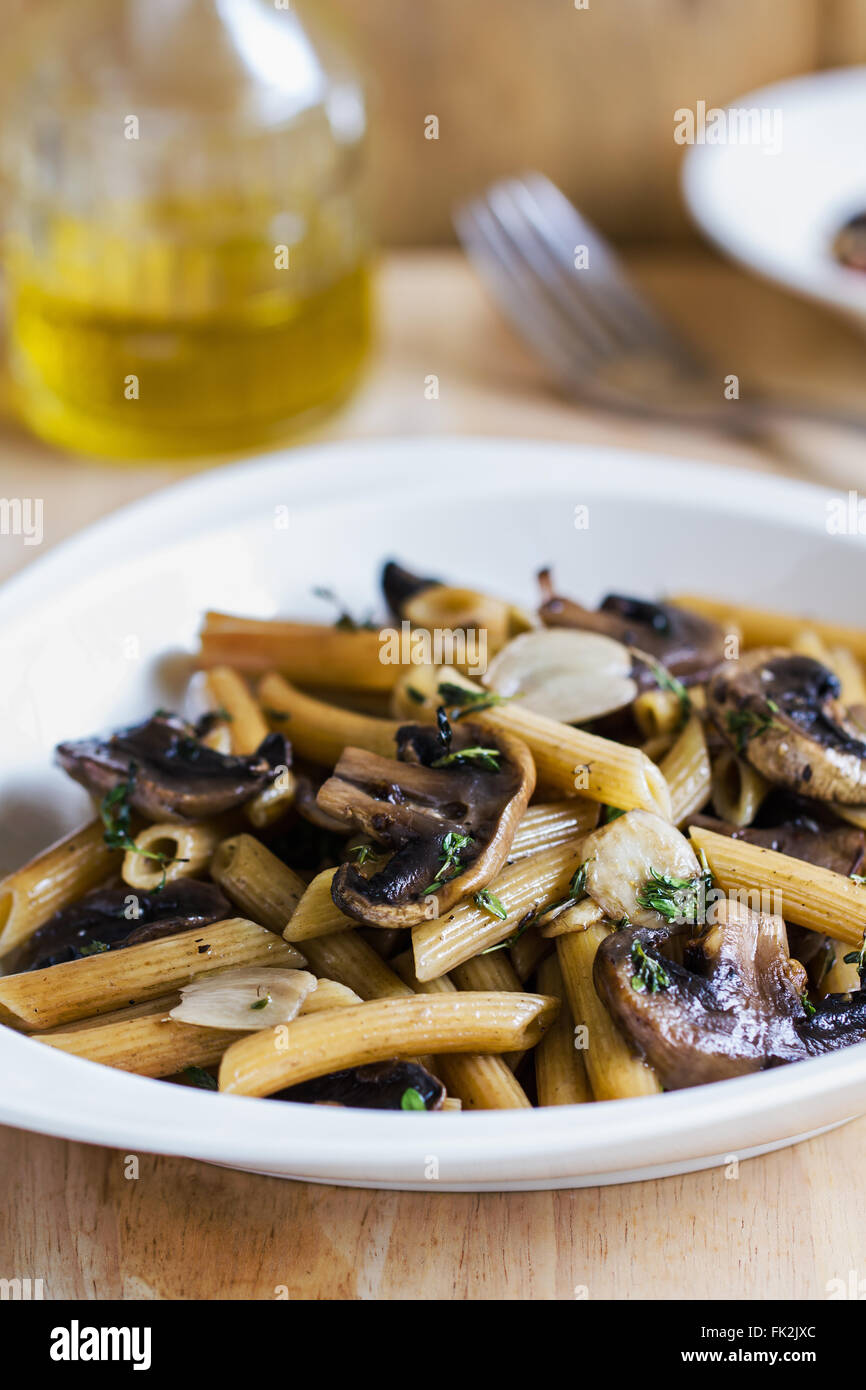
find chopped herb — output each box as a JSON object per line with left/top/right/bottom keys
{"left": 421, "top": 831, "right": 475, "bottom": 896}
{"left": 405, "top": 685, "right": 426, "bottom": 705}
{"left": 649, "top": 660, "right": 691, "bottom": 725}
{"left": 261, "top": 707, "right": 290, "bottom": 722}
{"left": 78, "top": 940, "right": 110, "bottom": 956}
{"left": 250, "top": 995, "right": 271, "bottom": 1011}
{"left": 431, "top": 745, "right": 501, "bottom": 772}
{"left": 844, "top": 931, "right": 866, "bottom": 983}
{"left": 436, "top": 682, "right": 513, "bottom": 721}
{"left": 614, "top": 915, "right": 631, "bottom": 930}
{"left": 636, "top": 867, "right": 712, "bottom": 926}
{"left": 801, "top": 993, "right": 817, "bottom": 1018}
{"left": 184, "top": 1066, "right": 219, "bottom": 1090}
{"left": 537, "top": 863, "right": 589, "bottom": 922}
{"left": 850, "top": 874, "right": 866, "bottom": 887}
{"left": 435, "top": 706, "right": 452, "bottom": 756}
{"left": 312, "top": 584, "right": 376, "bottom": 631}
{"left": 474, "top": 889, "right": 508, "bottom": 920}
{"left": 604, "top": 805, "right": 625, "bottom": 823}
{"left": 725, "top": 706, "right": 782, "bottom": 756}
{"left": 481, "top": 911, "right": 536, "bottom": 954}
{"left": 401, "top": 1087, "right": 427, "bottom": 1111}
{"left": 630, "top": 940, "right": 671, "bottom": 994}
{"left": 348, "top": 843, "right": 379, "bottom": 867}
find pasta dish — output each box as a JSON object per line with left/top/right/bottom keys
{"left": 2, "top": 560, "right": 866, "bottom": 1113}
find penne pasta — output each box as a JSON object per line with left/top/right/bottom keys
{"left": 257, "top": 672, "right": 401, "bottom": 765}
{"left": 0, "top": 820, "right": 122, "bottom": 959}
{"left": 122, "top": 820, "right": 221, "bottom": 891}
{"left": 451, "top": 951, "right": 525, "bottom": 1070}
{"left": 661, "top": 714, "right": 713, "bottom": 829}
{"left": 633, "top": 688, "right": 684, "bottom": 739}
{"left": 393, "top": 953, "right": 531, "bottom": 1108}
{"left": 300, "top": 930, "right": 412, "bottom": 1000}
{"left": 709, "top": 748, "right": 768, "bottom": 828}
{"left": 412, "top": 839, "right": 588, "bottom": 981}
{"left": 509, "top": 799, "right": 600, "bottom": 856}
{"left": 535, "top": 954, "right": 592, "bottom": 1106}
{"left": 509, "top": 925, "right": 551, "bottom": 983}
{"left": 283, "top": 868, "right": 358, "bottom": 942}
{"left": 39, "top": 976, "right": 362, "bottom": 1077}
{"left": 218, "top": 992, "right": 559, "bottom": 1097}
{"left": 211, "top": 834, "right": 307, "bottom": 933}
{"left": 0, "top": 918, "right": 305, "bottom": 1031}
{"left": 199, "top": 613, "right": 395, "bottom": 690}
{"left": 556, "top": 925, "right": 661, "bottom": 1100}
{"left": 689, "top": 825, "right": 866, "bottom": 946}
{"left": 434, "top": 670, "right": 672, "bottom": 818}
{"left": 670, "top": 595, "right": 866, "bottom": 664}
{"left": 202, "top": 665, "right": 270, "bottom": 753}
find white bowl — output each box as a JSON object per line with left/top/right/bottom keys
{"left": 682, "top": 66, "right": 866, "bottom": 327}
{"left": 1, "top": 436, "right": 865, "bottom": 1190}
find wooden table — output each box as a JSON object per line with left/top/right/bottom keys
{"left": 3, "top": 250, "right": 866, "bottom": 1300}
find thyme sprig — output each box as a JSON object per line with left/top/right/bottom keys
{"left": 636, "top": 862, "right": 713, "bottom": 926}
{"left": 421, "top": 831, "right": 475, "bottom": 896}
{"left": 630, "top": 940, "right": 671, "bottom": 994}
{"left": 100, "top": 764, "right": 188, "bottom": 890}
{"left": 725, "top": 700, "right": 782, "bottom": 755}
{"left": 436, "top": 682, "right": 513, "bottom": 721}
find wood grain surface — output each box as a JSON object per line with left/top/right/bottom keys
{"left": 2, "top": 249, "right": 866, "bottom": 1300}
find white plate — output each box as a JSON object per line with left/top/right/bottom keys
{"left": 2, "top": 436, "right": 866, "bottom": 1190}
{"left": 682, "top": 66, "right": 866, "bottom": 326}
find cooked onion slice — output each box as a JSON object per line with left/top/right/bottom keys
{"left": 170, "top": 967, "right": 318, "bottom": 1030}
{"left": 483, "top": 629, "right": 637, "bottom": 723}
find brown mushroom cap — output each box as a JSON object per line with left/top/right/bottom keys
{"left": 9, "top": 879, "right": 231, "bottom": 972}
{"left": 56, "top": 713, "right": 289, "bottom": 823}
{"left": 707, "top": 648, "right": 866, "bottom": 803}
{"left": 318, "top": 721, "right": 536, "bottom": 927}
{"left": 537, "top": 574, "right": 727, "bottom": 685}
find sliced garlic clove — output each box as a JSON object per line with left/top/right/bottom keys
{"left": 170, "top": 967, "right": 318, "bottom": 1030}
{"left": 483, "top": 629, "right": 637, "bottom": 723}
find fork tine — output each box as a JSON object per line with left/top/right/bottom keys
{"left": 515, "top": 172, "right": 700, "bottom": 369}
{"left": 485, "top": 181, "right": 621, "bottom": 363}
{"left": 455, "top": 197, "right": 607, "bottom": 391}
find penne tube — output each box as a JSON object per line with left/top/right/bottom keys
{"left": 0, "top": 918, "right": 305, "bottom": 1031}
{"left": 689, "top": 825, "right": 866, "bottom": 947}
{"left": 640, "top": 733, "right": 677, "bottom": 764}
{"left": 709, "top": 748, "right": 768, "bottom": 828}
{"left": 450, "top": 951, "right": 525, "bottom": 1070}
{"left": 202, "top": 665, "right": 270, "bottom": 753}
{"left": 434, "top": 670, "right": 671, "bottom": 818}
{"left": 393, "top": 953, "right": 531, "bottom": 1107}
{"left": 301, "top": 930, "right": 412, "bottom": 1000}
{"left": 122, "top": 820, "right": 221, "bottom": 891}
{"left": 390, "top": 664, "right": 440, "bottom": 719}
{"left": 0, "top": 820, "right": 122, "bottom": 959}
{"left": 412, "top": 840, "right": 588, "bottom": 981}
{"left": 283, "top": 868, "right": 355, "bottom": 942}
{"left": 39, "top": 975, "right": 363, "bottom": 1076}
{"left": 535, "top": 954, "right": 592, "bottom": 1106}
{"left": 199, "top": 613, "right": 395, "bottom": 691}
{"left": 243, "top": 775, "right": 298, "bottom": 829}
{"left": 509, "top": 800, "right": 600, "bottom": 857}
{"left": 557, "top": 926, "right": 661, "bottom": 1100}
{"left": 257, "top": 672, "right": 401, "bottom": 766}
{"left": 633, "top": 688, "right": 684, "bottom": 739}
{"left": 659, "top": 713, "right": 712, "bottom": 829}
{"left": 669, "top": 595, "right": 866, "bottom": 664}
{"left": 831, "top": 803, "right": 866, "bottom": 831}
{"left": 218, "top": 991, "right": 559, "bottom": 1097}
{"left": 791, "top": 628, "right": 835, "bottom": 668}
{"left": 211, "top": 834, "right": 307, "bottom": 933}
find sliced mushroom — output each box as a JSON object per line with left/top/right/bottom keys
{"left": 707, "top": 649, "right": 866, "bottom": 803}
{"left": 594, "top": 899, "right": 807, "bottom": 1088}
{"left": 595, "top": 893, "right": 866, "bottom": 1088}
{"left": 537, "top": 571, "right": 727, "bottom": 685}
{"left": 272, "top": 1060, "right": 446, "bottom": 1110}
{"left": 169, "top": 966, "right": 317, "bottom": 1030}
{"left": 580, "top": 810, "right": 701, "bottom": 928}
{"left": 482, "top": 628, "right": 638, "bottom": 724}
{"left": 317, "top": 720, "right": 536, "bottom": 926}
{"left": 9, "top": 879, "right": 230, "bottom": 972}
{"left": 56, "top": 712, "right": 290, "bottom": 823}
{"left": 381, "top": 560, "right": 441, "bottom": 617}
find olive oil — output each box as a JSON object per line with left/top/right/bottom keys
{"left": 7, "top": 217, "right": 372, "bottom": 459}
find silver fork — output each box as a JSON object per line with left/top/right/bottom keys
{"left": 454, "top": 172, "right": 866, "bottom": 436}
